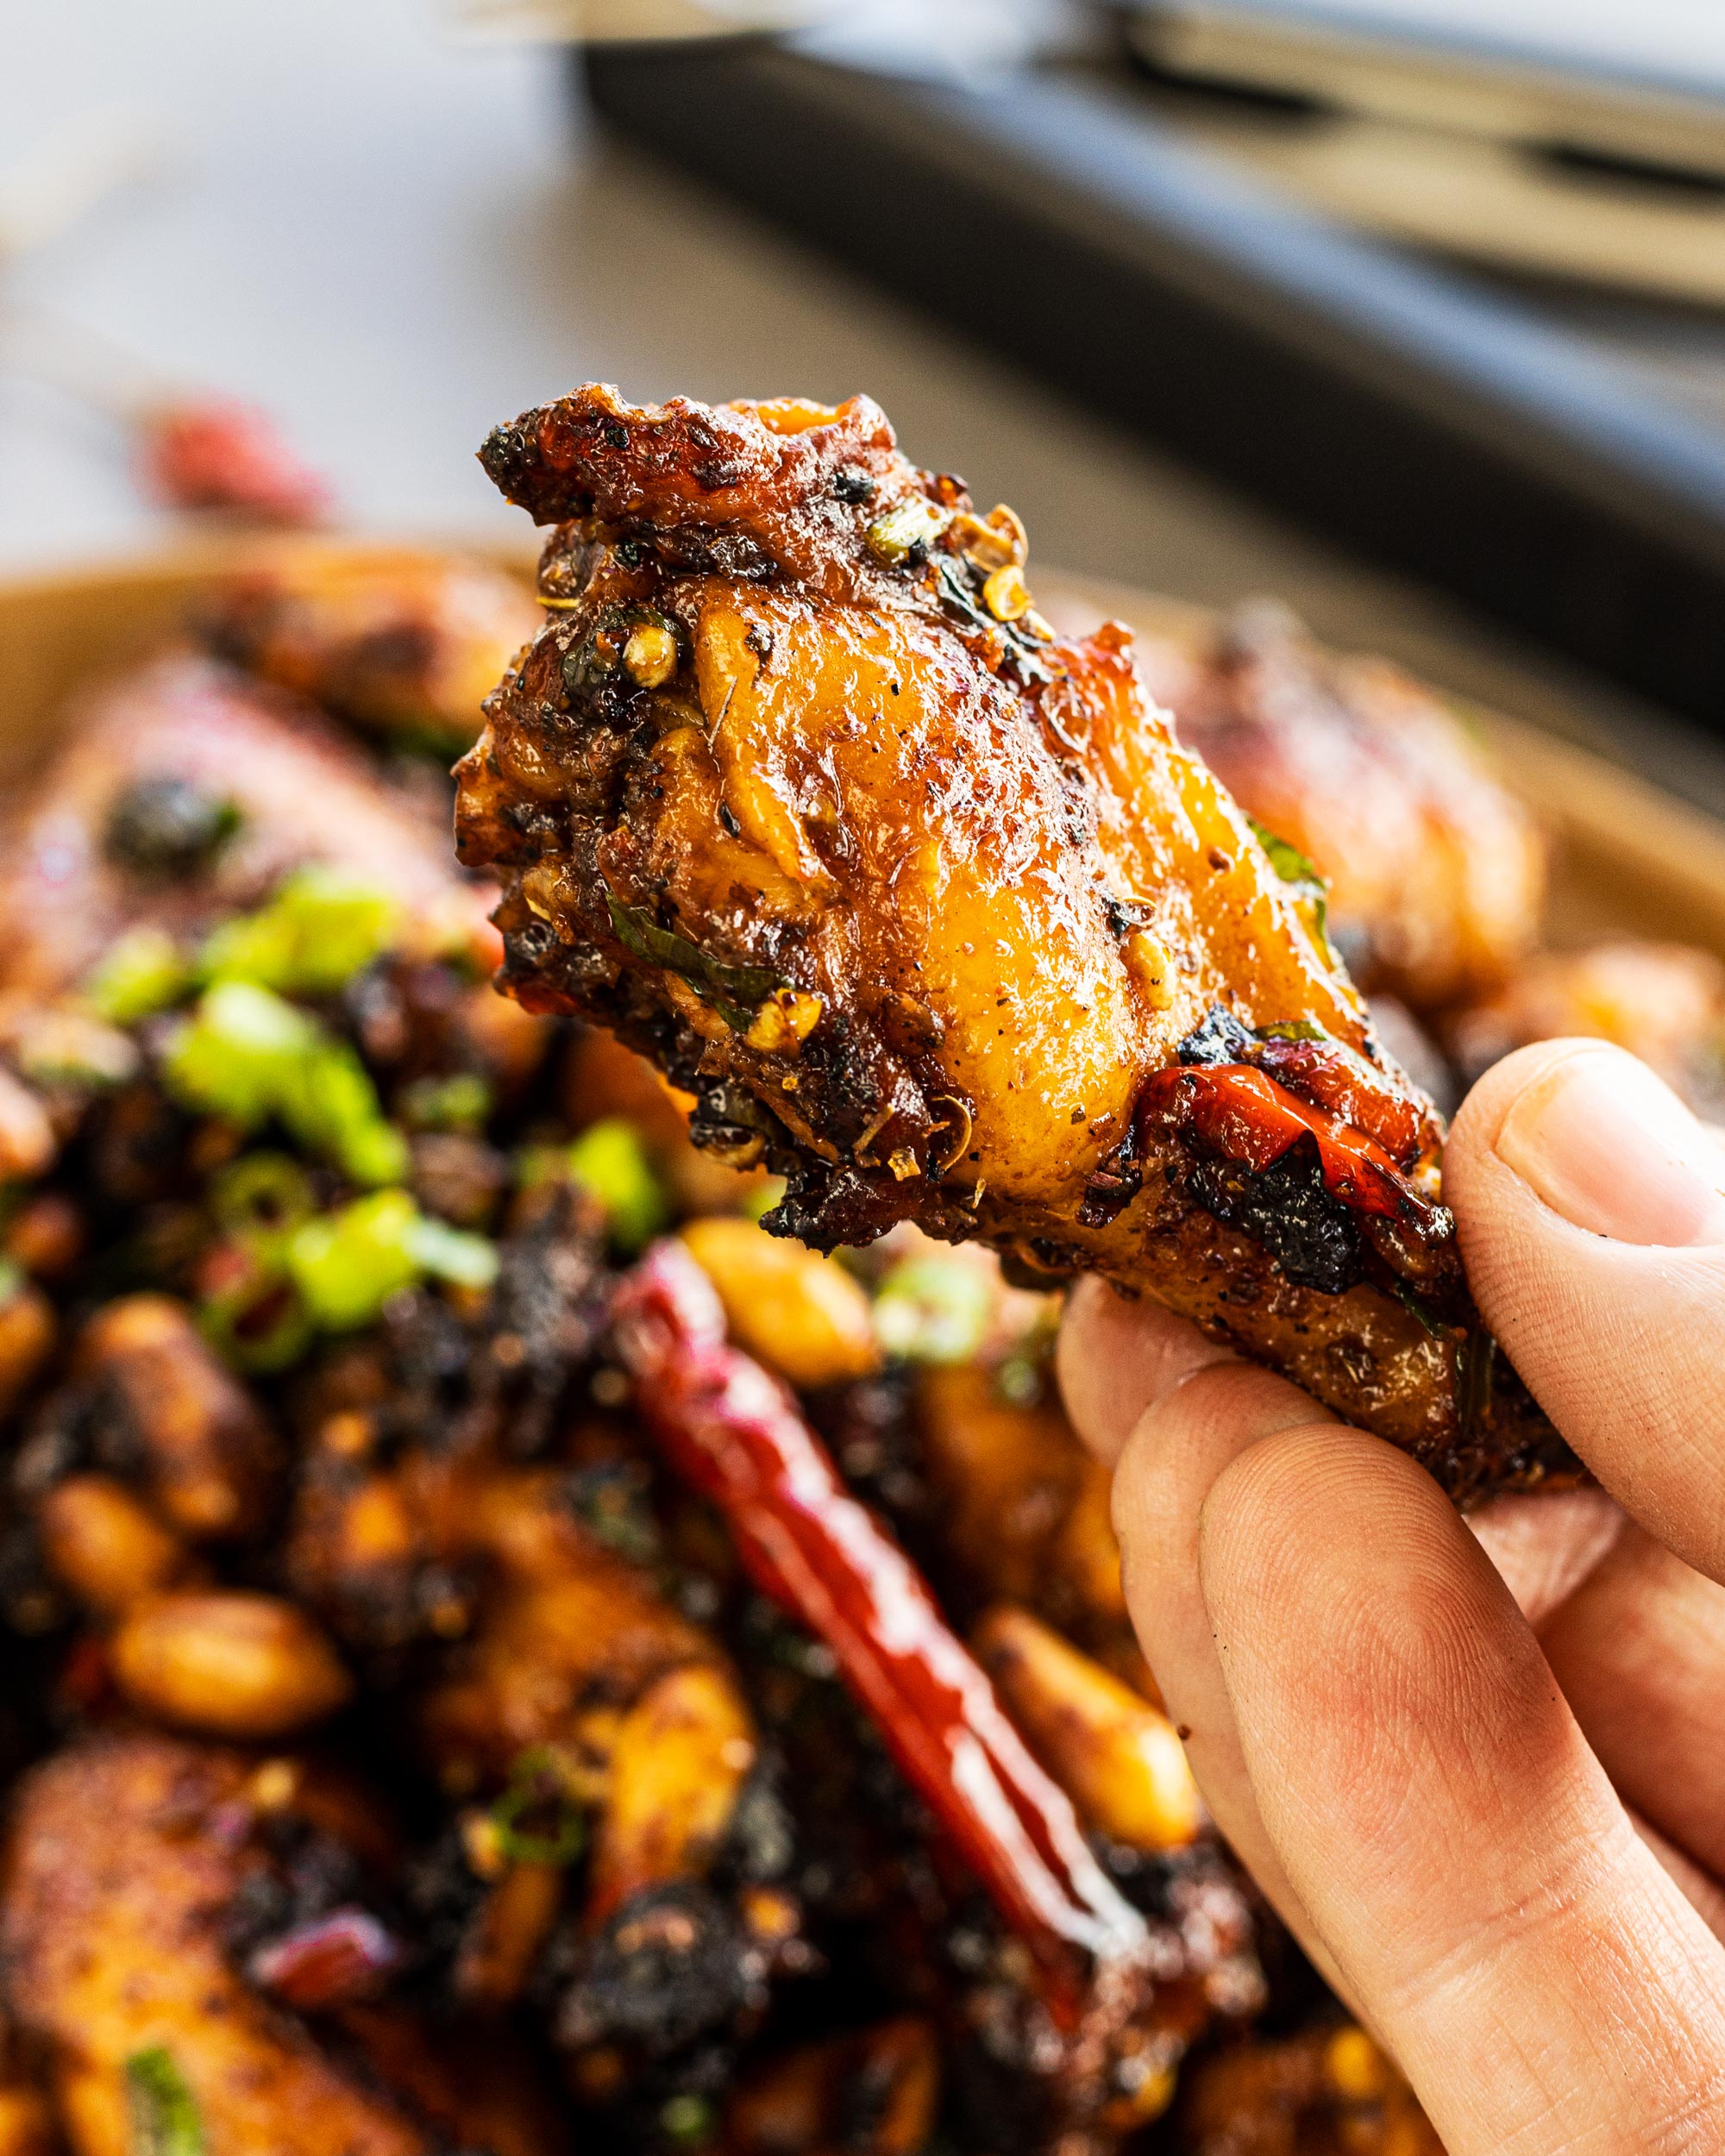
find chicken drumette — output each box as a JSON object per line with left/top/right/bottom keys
{"left": 453, "top": 385, "right": 1570, "bottom": 1505}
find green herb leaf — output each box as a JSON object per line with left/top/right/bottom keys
{"left": 1391, "top": 1280, "right": 1451, "bottom": 1339}
{"left": 1246, "top": 818, "right": 1334, "bottom": 966}
{"left": 565, "top": 1118, "right": 668, "bottom": 1253}
{"left": 126, "top": 2046, "right": 206, "bottom": 2156}
{"left": 605, "top": 894, "right": 785, "bottom": 1033}
{"left": 1455, "top": 1325, "right": 1499, "bottom": 1438}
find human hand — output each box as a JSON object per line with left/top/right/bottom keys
{"left": 1058, "top": 1040, "right": 1725, "bottom": 2153}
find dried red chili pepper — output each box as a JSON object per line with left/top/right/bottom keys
{"left": 139, "top": 397, "right": 329, "bottom": 525}
{"left": 248, "top": 1907, "right": 403, "bottom": 2010}
{"left": 1250, "top": 1036, "right": 1426, "bottom": 1167}
{"left": 1138, "top": 1063, "right": 1440, "bottom": 1228}
{"left": 612, "top": 1240, "right": 1149, "bottom": 2018}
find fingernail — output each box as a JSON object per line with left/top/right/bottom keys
{"left": 1494, "top": 1050, "right": 1725, "bottom": 1246}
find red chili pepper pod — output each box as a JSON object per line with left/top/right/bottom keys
{"left": 612, "top": 1240, "right": 1150, "bottom": 2021}
{"left": 1138, "top": 1063, "right": 1440, "bottom": 1227}
{"left": 139, "top": 397, "right": 330, "bottom": 525}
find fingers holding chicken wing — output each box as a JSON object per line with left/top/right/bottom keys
{"left": 455, "top": 385, "right": 1567, "bottom": 1502}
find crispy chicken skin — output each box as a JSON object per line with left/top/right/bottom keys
{"left": 1136, "top": 602, "right": 1544, "bottom": 1014}
{"left": 0, "top": 1734, "right": 563, "bottom": 2156}
{"left": 202, "top": 545, "right": 541, "bottom": 754}
{"left": 455, "top": 386, "right": 1566, "bottom": 1502}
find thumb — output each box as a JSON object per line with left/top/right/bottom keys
{"left": 1446, "top": 1040, "right": 1725, "bottom": 1580}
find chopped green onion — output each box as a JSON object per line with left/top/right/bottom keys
{"left": 405, "top": 1209, "right": 501, "bottom": 1290}
{"left": 491, "top": 1746, "right": 586, "bottom": 1867}
{"left": 565, "top": 1117, "right": 668, "bottom": 1253}
{"left": 278, "top": 1037, "right": 411, "bottom": 1188}
{"left": 200, "top": 864, "right": 398, "bottom": 996}
{"left": 658, "top": 2094, "right": 716, "bottom": 2147}
{"left": 163, "top": 984, "right": 407, "bottom": 1188}
{"left": 210, "top": 1151, "right": 316, "bottom": 1239}
{"left": 872, "top": 1254, "right": 994, "bottom": 1365}
{"left": 85, "top": 926, "right": 191, "bottom": 1025}
{"left": 286, "top": 1189, "right": 496, "bottom": 1332}
{"left": 165, "top": 981, "right": 315, "bottom": 1125}
{"left": 198, "top": 1264, "right": 315, "bottom": 1376}
{"left": 742, "top": 1175, "right": 786, "bottom": 1225}
{"left": 125, "top": 2046, "right": 206, "bottom": 2156}
{"left": 398, "top": 1070, "right": 493, "bottom": 1133}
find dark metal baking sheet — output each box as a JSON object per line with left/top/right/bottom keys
{"left": 582, "top": 37, "right": 1725, "bottom": 736}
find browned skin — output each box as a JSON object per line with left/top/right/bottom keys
{"left": 202, "top": 545, "right": 542, "bottom": 755}
{"left": 0, "top": 1734, "right": 564, "bottom": 2156}
{"left": 1136, "top": 602, "right": 1544, "bottom": 1015}
{"left": 455, "top": 386, "right": 1566, "bottom": 1503}
{"left": 1449, "top": 937, "right": 1725, "bottom": 1115}
{"left": 0, "top": 654, "right": 492, "bottom": 1023}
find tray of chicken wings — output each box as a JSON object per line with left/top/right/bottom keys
{"left": 0, "top": 385, "right": 1716, "bottom": 2156}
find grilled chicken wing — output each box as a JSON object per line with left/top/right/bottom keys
{"left": 455, "top": 385, "right": 1566, "bottom": 1503}
{"left": 0, "top": 1733, "right": 564, "bottom": 2156}
{"left": 203, "top": 545, "right": 540, "bottom": 754}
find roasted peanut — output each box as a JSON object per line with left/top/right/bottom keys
{"left": 727, "top": 2017, "right": 939, "bottom": 2156}
{"left": 3, "top": 1191, "right": 84, "bottom": 1280}
{"left": 36, "top": 1474, "right": 187, "bottom": 1617}
{"left": 454, "top": 1859, "right": 565, "bottom": 2011}
{"left": 973, "top": 1604, "right": 1201, "bottom": 1851}
{"left": 586, "top": 1662, "right": 756, "bottom": 1927}
{"left": 0, "top": 1282, "right": 53, "bottom": 1420}
{"left": 111, "top": 1590, "right": 353, "bottom": 1738}
{"left": 0, "top": 1069, "right": 54, "bottom": 1184}
{"left": 76, "top": 1294, "right": 279, "bottom": 1539}
{"left": 681, "top": 1217, "right": 880, "bottom": 1388}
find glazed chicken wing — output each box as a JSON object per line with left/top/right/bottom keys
{"left": 455, "top": 386, "right": 1565, "bottom": 1503}
{"left": 202, "top": 544, "right": 541, "bottom": 755}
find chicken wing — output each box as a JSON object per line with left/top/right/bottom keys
{"left": 455, "top": 386, "right": 1567, "bottom": 1503}
{"left": 1136, "top": 600, "right": 1544, "bottom": 1013}
{"left": 202, "top": 544, "right": 541, "bottom": 755}
{"left": 1450, "top": 937, "right": 1725, "bottom": 1117}
{"left": 0, "top": 655, "right": 486, "bottom": 1020}
{"left": 0, "top": 1733, "right": 566, "bottom": 2156}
